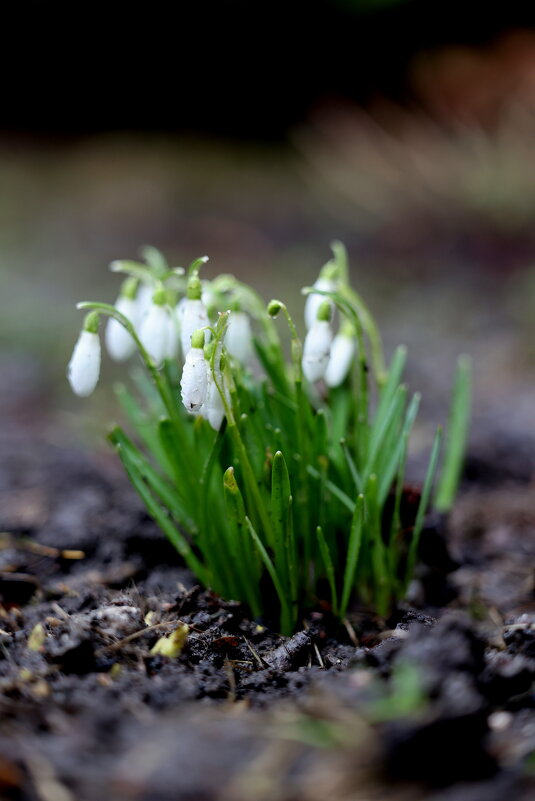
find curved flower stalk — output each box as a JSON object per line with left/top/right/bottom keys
{"left": 67, "top": 312, "right": 101, "bottom": 397}
{"left": 325, "top": 321, "right": 356, "bottom": 388}
{"left": 105, "top": 278, "right": 140, "bottom": 362}
{"left": 138, "top": 286, "right": 170, "bottom": 366}
{"left": 302, "top": 300, "right": 333, "bottom": 383}
{"left": 180, "top": 329, "right": 209, "bottom": 414}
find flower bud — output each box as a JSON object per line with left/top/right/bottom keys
{"left": 302, "top": 306, "right": 333, "bottom": 383}
{"left": 67, "top": 312, "right": 101, "bottom": 397}
{"left": 180, "top": 340, "right": 208, "bottom": 413}
{"left": 105, "top": 279, "right": 140, "bottom": 362}
{"left": 225, "top": 311, "right": 254, "bottom": 364}
{"left": 267, "top": 299, "right": 283, "bottom": 317}
{"left": 139, "top": 289, "right": 169, "bottom": 365}
{"left": 304, "top": 276, "right": 336, "bottom": 330}
{"left": 325, "top": 325, "right": 356, "bottom": 387}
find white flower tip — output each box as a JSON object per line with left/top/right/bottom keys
{"left": 109, "top": 260, "right": 123, "bottom": 272}
{"left": 67, "top": 330, "right": 101, "bottom": 397}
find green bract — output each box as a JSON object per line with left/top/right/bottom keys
{"left": 73, "top": 243, "right": 471, "bottom": 635}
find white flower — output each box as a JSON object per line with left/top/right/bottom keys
{"left": 325, "top": 331, "right": 356, "bottom": 387}
{"left": 304, "top": 277, "right": 336, "bottom": 329}
{"left": 165, "top": 311, "right": 180, "bottom": 360}
{"left": 226, "top": 311, "right": 254, "bottom": 364}
{"left": 180, "top": 346, "right": 208, "bottom": 413}
{"left": 139, "top": 303, "right": 169, "bottom": 365}
{"left": 67, "top": 329, "right": 101, "bottom": 397}
{"left": 135, "top": 283, "right": 154, "bottom": 328}
{"left": 105, "top": 296, "right": 139, "bottom": 362}
{"left": 201, "top": 371, "right": 226, "bottom": 430}
{"left": 302, "top": 320, "right": 333, "bottom": 383}
{"left": 181, "top": 299, "right": 209, "bottom": 356}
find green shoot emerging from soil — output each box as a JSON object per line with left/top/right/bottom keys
{"left": 69, "top": 244, "right": 471, "bottom": 634}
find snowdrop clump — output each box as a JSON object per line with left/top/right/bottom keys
{"left": 67, "top": 243, "right": 470, "bottom": 635}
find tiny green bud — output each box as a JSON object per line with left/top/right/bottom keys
{"left": 224, "top": 466, "right": 239, "bottom": 492}
{"left": 191, "top": 328, "right": 205, "bottom": 349}
{"left": 187, "top": 275, "right": 202, "bottom": 300}
{"left": 152, "top": 286, "right": 166, "bottom": 306}
{"left": 165, "top": 288, "right": 178, "bottom": 306}
{"left": 267, "top": 299, "right": 283, "bottom": 317}
{"left": 121, "top": 277, "right": 139, "bottom": 300}
{"left": 316, "top": 299, "right": 332, "bottom": 323}
{"left": 83, "top": 311, "right": 100, "bottom": 333}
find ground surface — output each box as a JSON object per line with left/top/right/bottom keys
{"left": 0, "top": 387, "right": 534, "bottom": 801}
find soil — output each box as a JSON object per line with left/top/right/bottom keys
{"left": 0, "top": 408, "right": 534, "bottom": 801}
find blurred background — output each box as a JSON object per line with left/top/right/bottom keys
{"left": 2, "top": 0, "right": 535, "bottom": 460}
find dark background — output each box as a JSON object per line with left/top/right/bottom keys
{"left": 4, "top": 0, "right": 535, "bottom": 139}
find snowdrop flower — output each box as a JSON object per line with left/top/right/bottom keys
{"left": 135, "top": 282, "right": 154, "bottom": 327}
{"left": 302, "top": 300, "right": 333, "bottom": 383}
{"left": 325, "top": 322, "right": 356, "bottom": 388}
{"left": 180, "top": 329, "right": 208, "bottom": 413}
{"left": 226, "top": 310, "right": 254, "bottom": 365}
{"left": 67, "top": 312, "right": 101, "bottom": 397}
{"left": 202, "top": 370, "right": 226, "bottom": 430}
{"left": 304, "top": 261, "right": 338, "bottom": 330}
{"left": 105, "top": 278, "right": 140, "bottom": 362}
{"left": 181, "top": 275, "right": 210, "bottom": 357}
{"left": 138, "top": 286, "right": 169, "bottom": 366}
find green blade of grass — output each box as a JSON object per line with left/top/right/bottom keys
{"left": 245, "top": 516, "right": 294, "bottom": 635}
{"left": 115, "top": 441, "right": 208, "bottom": 583}
{"left": 339, "top": 493, "right": 365, "bottom": 620}
{"left": 109, "top": 426, "right": 193, "bottom": 528}
{"left": 404, "top": 426, "right": 442, "bottom": 591}
{"left": 316, "top": 525, "right": 339, "bottom": 617}
{"left": 434, "top": 355, "right": 471, "bottom": 513}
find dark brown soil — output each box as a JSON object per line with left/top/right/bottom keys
{"left": 0, "top": 413, "right": 534, "bottom": 801}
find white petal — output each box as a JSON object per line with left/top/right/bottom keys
{"left": 165, "top": 312, "right": 180, "bottom": 360}
{"left": 226, "top": 311, "right": 254, "bottom": 364}
{"left": 105, "top": 296, "right": 139, "bottom": 362}
{"left": 135, "top": 283, "right": 154, "bottom": 329}
{"left": 325, "top": 334, "right": 356, "bottom": 388}
{"left": 67, "top": 330, "right": 101, "bottom": 397}
{"left": 181, "top": 299, "right": 209, "bottom": 356}
{"left": 302, "top": 320, "right": 333, "bottom": 383}
{"left": 201, "top": 372, "right": 226, "bottom": 430}
{"left": 180, "top": 347, "right": 208, "bottom": 413}
{"left": 139, "top": 304, "right": 169, "bottom": 365}
{"left": 304, "top": 277, "right": 336, "bottom": 329}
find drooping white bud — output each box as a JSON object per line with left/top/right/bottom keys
{"left": 325, "top": 328, "right": 356, "bottom": 388}
{"left": 180, "top": 331, "right": 208, "bottom": 413}
{"left": 181, "top": 298, "right": 209, "bottom": 356}
{"left": 201, "top": 371, "right": 226, "bottom": 430}
{"left": 138, "top": 289, "right": 169, "bottom": 365}
{"left": 225, "top": 311, "right": 254, "bottom": 364}
{"left": 302, "top": 301, "right": 333, "bottom": 383}
{"left": 304, "top": 276, "right": 336, "bottom": 330}
{"left": 105, "top": 294, "right": 139, "bottom": 362}
{"left": 135, "top": 282, "right": 154, "bottom": 328}
{"left": 164, "top": 309, "right": 180, "bottom": 360}
{"left": 67, "top": 313, "right": 101, "bottom": 397}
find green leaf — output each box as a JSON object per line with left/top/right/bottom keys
{"left": 405, "top": 426, "right": 442, "bottom": 589}
{"left": 316, "top": 526, "right": 338, "bottom": 616}
{"left": 340, "top": 494, "right": 365, "bottom": 619}
{"left": 245, "top": 516, "right": 295, "bottom": 635}
{"left": 435, "top": 355, "right": 471, "bottom": 512}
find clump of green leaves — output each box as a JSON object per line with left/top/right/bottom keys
{"left": 70, "top": 243, "right": 470, "bottom": 634}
